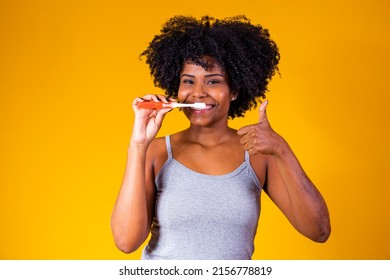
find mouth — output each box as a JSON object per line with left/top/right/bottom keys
{"left": 191, "top": 104, "right": 215, "bottom": 112}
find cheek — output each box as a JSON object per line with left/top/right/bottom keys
{"left": 217, "top": 91, "right": 232, "bottom": 105}
{"left": 177, "top": 86, "right": 188, "bottom": 102}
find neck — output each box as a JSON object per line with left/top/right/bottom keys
{"left": 184, "top": 123, "right": 235, "bottom": 147}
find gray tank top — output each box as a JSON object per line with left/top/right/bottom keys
{"left": 142, "top": 135, "right": 262, "bottom": 260}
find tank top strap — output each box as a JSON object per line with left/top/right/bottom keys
{"left": 244, "top": 150, "right": 250, "bottom": 162}
{"left": 165, "top": 135, "right": 173, "bottom": 159}
{"left": 244, "top": 150, "right": 261, "bottom": 189}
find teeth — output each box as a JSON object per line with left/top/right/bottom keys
{"left": 194, "top": 105, "right": 212, "bottom": 110}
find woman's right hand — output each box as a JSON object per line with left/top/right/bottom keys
{"left": 130, "top": 94, "right": 174, "bottom": 146}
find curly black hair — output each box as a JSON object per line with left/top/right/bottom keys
{"left": 140, "top": 15, "right": 280, "bottom": 119}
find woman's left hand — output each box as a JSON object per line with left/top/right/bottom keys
{"left": 237, "top": 101, "right": 286, "bottom": 157}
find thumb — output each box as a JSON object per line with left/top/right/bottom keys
{"left": 259, "top": 100, "right": 269, "bottom": 123}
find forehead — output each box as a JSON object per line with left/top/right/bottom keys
{"left": 182, "top": 55, "right": 225, "bottom": 71}
{"left": 181, "top": 60, "right": 225, "bottom": 75}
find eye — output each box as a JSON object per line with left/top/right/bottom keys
{"left": 182, "top": 79, "right": 194, "bottom": 85}
{"left": 207, "top": 80, "right": 221, "bottom": 85}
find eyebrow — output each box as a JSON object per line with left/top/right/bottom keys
{"left": 181, "top": 74, "right": 224, "bottom": 78}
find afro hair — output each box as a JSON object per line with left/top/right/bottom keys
{"left": 140, "top": 15, "right": 280, "bottom": 118}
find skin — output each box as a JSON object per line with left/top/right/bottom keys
{"left": 110, "top": 60, "right": 331, "bottom": 254}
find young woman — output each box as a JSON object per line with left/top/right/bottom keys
{"left": 111, "top": 15, "right": 331, "bottom": 260}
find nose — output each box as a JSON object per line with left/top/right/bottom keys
{"left": 191, "top": 83, "right": 207, "bottom": 99}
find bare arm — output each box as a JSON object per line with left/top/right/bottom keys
{"left": 264, "top": 141, "right": 331, "bottom": 242}
{"left": 110, "top": 95, "right": 172, "bottom": 253}
{"left": 238, "top": 101, "right": 331, "bottom": 242}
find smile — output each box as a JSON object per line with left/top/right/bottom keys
{"left": 191, "top": 104, "right": 215, "bottom": 111}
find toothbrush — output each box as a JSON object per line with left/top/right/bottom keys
{"left": 137, "top": 101, "right": 207, "bottom": 110}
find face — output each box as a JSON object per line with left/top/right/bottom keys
{"left": 178, "top": 60, "right": 236, "bottom": 127}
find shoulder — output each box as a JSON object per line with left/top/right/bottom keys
{"left": 147, "top": 136, "right": 167, "bottom": 161}
{"left": 249, "top": 153, "right": 268, "bottom": 188}
{"left": 146, "top": 136, "right": 171, "bottom": 177}
{"left": 148, "top": 131, "right": 186, "bottom": 158}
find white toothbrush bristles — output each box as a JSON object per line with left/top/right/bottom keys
{"left": 191, "top": 103, "right": 207, "bottom": 109}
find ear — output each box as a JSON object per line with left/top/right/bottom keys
{"left": 230, "top": 92, "right": 238, "bottom": 101}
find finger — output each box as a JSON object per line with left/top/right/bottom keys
{"left": 238, "top": 129, "right": 256, "bottom": 148}
{"left": 132, "top": 97, "right": 146, "bottom": 111}
{"left": 239, "top": 133, "right": 249, "bottom": 145}
{"left": 241, "top": 139, "right": 254, "bottom": 152}
{"left": 237, "top": 125, "right": 252, "bottom": 136}
{"left": 259, "top": 100, "right": 269, "bottom": 123}
{"left": 133, "top": 94, "right": 173, "bottom": 110}
{"left": 157, "top": 94, "right": 171, "bottom": 103}
{"left": 140, "top": 94, "right": 161, "bottom": 102}
{"left": 155, "top": 107, "right": 172, "bottom": 124}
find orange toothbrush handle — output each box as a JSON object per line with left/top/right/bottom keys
{"left": 137, "top": 101, "right": 171, "bottom": 109}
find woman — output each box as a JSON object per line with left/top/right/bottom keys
{"left": 111, "top": 15, "right": 331, "bottom": 260}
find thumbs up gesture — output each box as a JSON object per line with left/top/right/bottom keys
{"left": 237, "top": 101, "right": 285, "bottom": 156}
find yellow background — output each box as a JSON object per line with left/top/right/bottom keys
{"left": 1, "top": 0, "right": 389, "bottom": 259}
